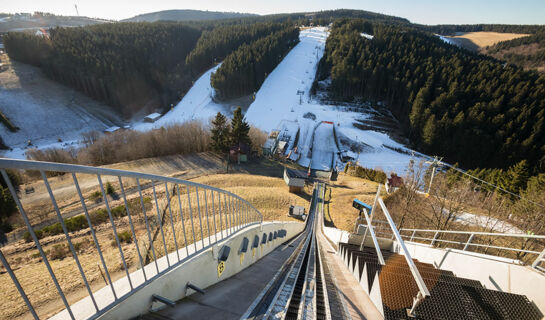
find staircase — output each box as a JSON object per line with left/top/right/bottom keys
{"left": 339, "top": 243, "right": 543, "bottom": 320}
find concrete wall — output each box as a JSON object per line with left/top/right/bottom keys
{"left": 397, "top": 241, "right": 545, "bottom": 314}
{"left": 52, "top": 221, "right": 304, "bottom": 320}
{"left": 99, "top": 221, "right": 304, "bottom": 319}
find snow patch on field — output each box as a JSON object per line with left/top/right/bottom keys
{"left": 0, "top": 62, "right": 118, "bottom": 159}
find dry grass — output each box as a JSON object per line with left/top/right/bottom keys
{"left": 324, "top": 173, "right": 381, "bottom": 232}
{"left": 191, "top": 173, "right": 311, "bottom": 222}
{"left": 444, "top": 32, "right": 529, "bottom": 50}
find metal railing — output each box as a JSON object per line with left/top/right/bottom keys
{"left": 397, "top": 228, "right": 545, "bottom": 269}
{"left": 0, "top": 158, "right": 263, "bottom": 320}
{"left": 357, "top": 184, "right": 430, "bottom": 315}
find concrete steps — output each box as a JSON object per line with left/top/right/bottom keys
{"left": 338, "top": 243, "right": 543, "bottom": 320}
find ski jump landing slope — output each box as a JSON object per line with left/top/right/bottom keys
{"left": 310, "top": 122, "right": 338, "bottom": 171}
{"left": 245, "top": 27, "right": 422, "bottom": 175}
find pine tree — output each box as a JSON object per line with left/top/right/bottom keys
{"left": 210, "top": 112, "right": 230, "bottom": 153}
{"left": 508, "top": 160, "right": 530, "bottom": 194}
{"left": 230, "top": 107, "right": 251, "bottom": 147}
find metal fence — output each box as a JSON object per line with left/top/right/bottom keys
{"left": 0, "top": 158, "right": 263, "bottom": 319}
{"left": 397, "top": 228, "right": 545, "bottom": 270}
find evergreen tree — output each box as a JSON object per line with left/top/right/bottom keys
{"left": 210, "top": 112, "right": 230, "bottom": 153}
{"left": 508, "top": 160, "right": 530, "bottom": 194}
{"left": 230, "top": 107, "right": 251, "bottom": 146}
{"left": 0, "top": 170, "right": 19, "bottom": 232}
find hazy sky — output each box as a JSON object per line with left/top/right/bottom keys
{"left": 2, "top": 0, "right": 545, "bottom": 25}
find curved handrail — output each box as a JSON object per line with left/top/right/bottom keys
{"left": 0, "top": 158, "right": 263, "bottom": 320}
{"left": 0, "top": 158, "right": 263, "bottom": 223}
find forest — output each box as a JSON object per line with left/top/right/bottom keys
{"left": 317, "top": 19, "right": 545, "bottom": 174}
{"left": 4, "top": 20, "right": 301, "bottom": 116}
{"left": 211, "top": 26, "right": 299, "bottom": 100}
{"left": 185, "top": 22, "right": 287, "bottom": 78}
{"left": 422, "top": 24, "right": 545, "bottom": 36}
{"left": 4, "top": 23, "right": 202, "bottom": 116}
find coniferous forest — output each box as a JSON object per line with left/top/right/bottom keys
{"left": 211, "top": 26, "right": 299, "bottom": 100}
{"left": 4, "top": 20, "right": 299, "bottom": 116}
{"left": 317, "top": 19, "right": 545, "bottom": 173}
{"left": 185, "top": 22, "right": 288, "bottom": 77}
{"left": 4, "top": 23, "right": 202, "bottom": 116}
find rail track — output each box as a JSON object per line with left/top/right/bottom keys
{"left": 242, "top": 183, "right": 348, "bottom": 320}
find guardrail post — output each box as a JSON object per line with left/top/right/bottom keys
{"left": 360, "top": 184, "right": 381, "bottom": 251}
{"left": 430, "top": 231, "right": 439, "bottom": 246}
{"left": 1, "top": 169, "right": 76, "bottom": 319}
{"left": 463, "top": 233, "right": 475, "bottom": 251}
{"left": 410, "top": 230, "right": 416, "bottom": 241}
{"left": 531, "top": 248, "right": 545, "bottom": 268}
{"left": 0, "top": 250, "right": 39, "bottom": 320}
{"left": 378, "top": 197, "right": 430, "bottom": 298}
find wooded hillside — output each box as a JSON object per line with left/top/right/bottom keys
{"left": 186, "top": 22, "right": 286, "bottom": 77}
{"left": 317, "top": 19, "right": 545, "bottom": 173}
{"left": 211, "top": 26, "right": 299, "bottom": 100}
{"left": 4, "top": 23, "right": 202, "bottom": 116}
{"left": 482, "top": 32, "right": 545, "bottom": 72}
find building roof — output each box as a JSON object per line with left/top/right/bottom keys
{"left": 144, "top": 112, "right": 161, "bottom": 120}
{"left": 285, "top": 168, "right": 307, "bottom": 180}
{"left": 104, "top": 126, "right": 121, "bottom": 133}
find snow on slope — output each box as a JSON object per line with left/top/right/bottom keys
{"left": 133, "top": 65, "right": 227, "bottom": 131}
{"left": 245, "top": 27, "right": 424, "bottom": 175}
{"left": 0, "top": 62, "right": 118, "bottom": 159}
{"left": 437, "top": 34, "right": 458, "bottom": 46}
{"left": 311, "top": 122, "right": 337, "bottom": 171}
{"left": 245, "top": 28, "right": 327, "bottom": 132}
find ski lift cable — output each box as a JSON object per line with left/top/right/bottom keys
{"left": 440, "top": 161, "right": 545, "bottom": 209}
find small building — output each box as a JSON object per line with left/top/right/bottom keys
{"left": 104, "top": 126, "right": 121, "bottom": 134}
{"left": 289, "top": 205, "right": 306, "bottom": 220}
{"left": 144, "top": 112, "right": 161, "bottom": 123}
{"left": 284, "top": 168, "right": 307, "bottom": 193}
{"left": 35, "top": 28, "right": 50, "bottom": 39}
{"left": 230, "top": 143, "right": 250, "bottom": 163}
{"left": 386, "top": 173, "right": 404, "bottom": 194}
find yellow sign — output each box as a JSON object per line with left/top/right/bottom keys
{"left": 217, "top": 261, "right": 225, "bottom": 277}
{"left": 240, "top": 253, "right": 245, "bottom": 265}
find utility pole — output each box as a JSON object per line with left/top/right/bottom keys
{"left": 74, "top": 4, "right": 79, "bottom": 16}
{"left": 425, "top": 156, "right": 442, "bottom": 194}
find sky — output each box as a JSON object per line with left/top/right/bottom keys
{"left": 1, "top": 0, "right": 545, "bottom": 25}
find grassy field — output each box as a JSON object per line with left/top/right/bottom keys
{"left": 323, "top": 173, "right": 381, "bottom": 232}
{"left": 443, "top": 32, "right": 529, "bottom": 51}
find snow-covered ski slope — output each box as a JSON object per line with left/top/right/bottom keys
{"left": 245, "top": 27, "right": 424, "bottom": 175}
{"left": 133, "top": 65, "right": 226, "bottom": 131}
